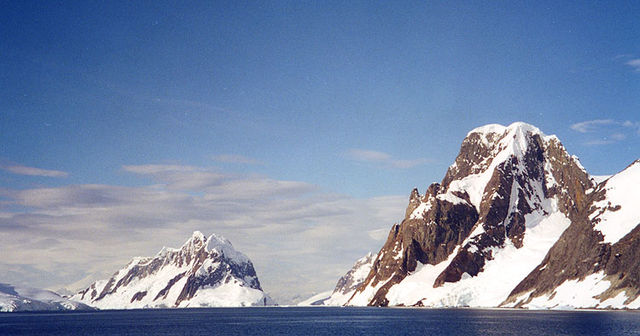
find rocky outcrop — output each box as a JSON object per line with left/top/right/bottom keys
{"left": 347, "top": 122, "right": 640, "bottom": 309}
{"left": 73, "top": 231, "right": 272, "bottom": 309}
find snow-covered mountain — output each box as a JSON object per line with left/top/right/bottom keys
{"left": 298, "top": 253, "right": 374, "bottom": 306}
{"left": 325, "top": 252, "right": 375, "bottom": 306}
{"left": 296, "top": 291, "right": 333, "bottom": 306}
{"left": 0, "top": 283, "right": 93, "bottom": 312}
{"left": 72, "top": 231, "right": 272, "bottom": 309}
{"left": 345, "top": 122, "right": 640, "bottom": 309}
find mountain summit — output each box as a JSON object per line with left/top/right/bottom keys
{"left": 346, "top": 122, "right": 640, "bottom": 309}
{"left": 73, "top": 231, "right": 272, "bottom": 309}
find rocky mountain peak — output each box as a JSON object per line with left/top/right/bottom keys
{"left": 181, "top": 231, "right": 208, "bottom": 252}
{"left": 442, "top": 122, "right": 551, "bottom": 195}
{"left": 405, "top": 188, "right": 422, "bottom": 217}
{"left": 466, "top": 122, "right": 543, "bottom": 139}
{"left": 190, "top": 230, "right": 207, "bottom": 243}
{"left": 409, "top": 188, "right": 421, "bottom": 204}
{"left": 348, "top": 122, "right": 599, "bottom": 307}
{"left": 206, "top": 233, "right": 250, "bottom": 266}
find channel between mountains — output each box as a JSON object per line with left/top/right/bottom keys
{"left": 7, "top": 122, "right": 637, "bottom": 311}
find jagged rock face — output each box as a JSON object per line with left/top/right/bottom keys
{"left": 73, "top": 231, "right": 271, "bottom": 309}
{"left": 432, "top": 131, "right": 592, "bottom": 288}
{"left": 364, "top": 188, "right": 479, "bottom": 306}
{"left": 504, "top": 160, "right": 640, "bottom": 309}
{"left": 348, "top": 122, "right": 601, "bottom": 307}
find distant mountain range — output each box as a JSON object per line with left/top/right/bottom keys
{"left": 305, "top": 122, "right": 640, "bottom": 309}
{"left": 0, "top": 283, "right": 92, "bottom": 312}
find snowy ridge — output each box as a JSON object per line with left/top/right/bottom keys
{"left": 324, "top": 253, "right": 375, "bottom": 306}
{"left": 206, "top": 233, "right": 251, "bottom": 265}
{"left": 591, "top": 161, "right": 640, "bottom": 244}
{"left": 296, "top": 291, "right": 333, "bottom": 306}
{"left": 503, "top": 158, "right": 640, "bottom": 310}
{"left": 0, "top": 283, "right": 92, "bottom": 312}
{"left": 298, "top": 252, "right": 375, "bottom": 306}
{"left": 508, "top": 272, "right": 640, "bottom": 310}
{"left": 72, "top": 231, "right": 271, "bottom": 309}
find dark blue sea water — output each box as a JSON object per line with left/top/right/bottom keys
{"left": 2, "top": 307, "right": 640, "bottom": 335}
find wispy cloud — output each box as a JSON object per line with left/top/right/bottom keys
{"left": 1, "top": 164, "right": 68, "bottom": 178}
{"left": 626, "top": 59, "right": 640, "bottom": 72}
{"left": 570, "top": 119, "right": 639, "bottom": 145}
{"left": 570, "top": 119, "right": 616, "bottom": 133}
{"left": 348, "top": 149, "right": 392, "bottom": 162}
{"left": 213, "top": 154, "right": 262, "bottom": 165}
{"left": 123, "top": 164, "right": 227, "bottom": 190}
{"left": 622, "top": 121, "right": 640, "bottom": 134}
{"left": 346, "top": 149, "right": 432, "bottom": 169}
{"left": 0, "top": 164, "right": 406, "bottom": 304}
{"left": 584, "top": 139, "right": 616, "bottom": 146}
{"left": 610, "top": 133, "right": 627, "bottom": 141}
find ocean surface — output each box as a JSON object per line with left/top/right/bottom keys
{"left": 2, "top": 307, "right": 640, "bottom": 335}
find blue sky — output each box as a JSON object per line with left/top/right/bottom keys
{"left": 1, "top": 1, "right": 639, "bottom": 303}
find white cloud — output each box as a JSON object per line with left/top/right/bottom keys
{"left": 569, "top": 119, "right": 616, "bottom": 133}
{"left": 390, "top": 158, "right": 433, "bottom": 169}
{"left": 367, "top": 228, "right": 390, "bottom": 241}
{"left": 123, "top": 164, "right": 228, "bottom": 190}
{"left": 584, "top": 139, "right": 616, "bottom": 146}
{"left": 0, "top": 164, "right": 407, "bottom": 304}
{"left": 1, "top": 164, "right": 68, "bottom": 178}
{"left": 348, "top": 149, "right": 392, "bottom": 162}
{"left": 213, "top": 154, "right": 262, "bottom": 165}
{"left": 626, "top": 59, "right": 640, "bottom": 72}
{"left": 570, "top": 119, "right": 639, "bottom": 145}
{"left": 346, "top": 149, "right": 432, "bottom": 169}
{"left": 611, "top": 133, "right": 626, "bottom": 141}
{"left": 622, "top": 120, "right": 640, "bottom": 135}
{"left": 122, "top": 164, "right": 203, "bottom": 174}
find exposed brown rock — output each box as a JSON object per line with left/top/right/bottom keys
{"left": 131, "top": 291, "right": 147, "bottom": 303}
